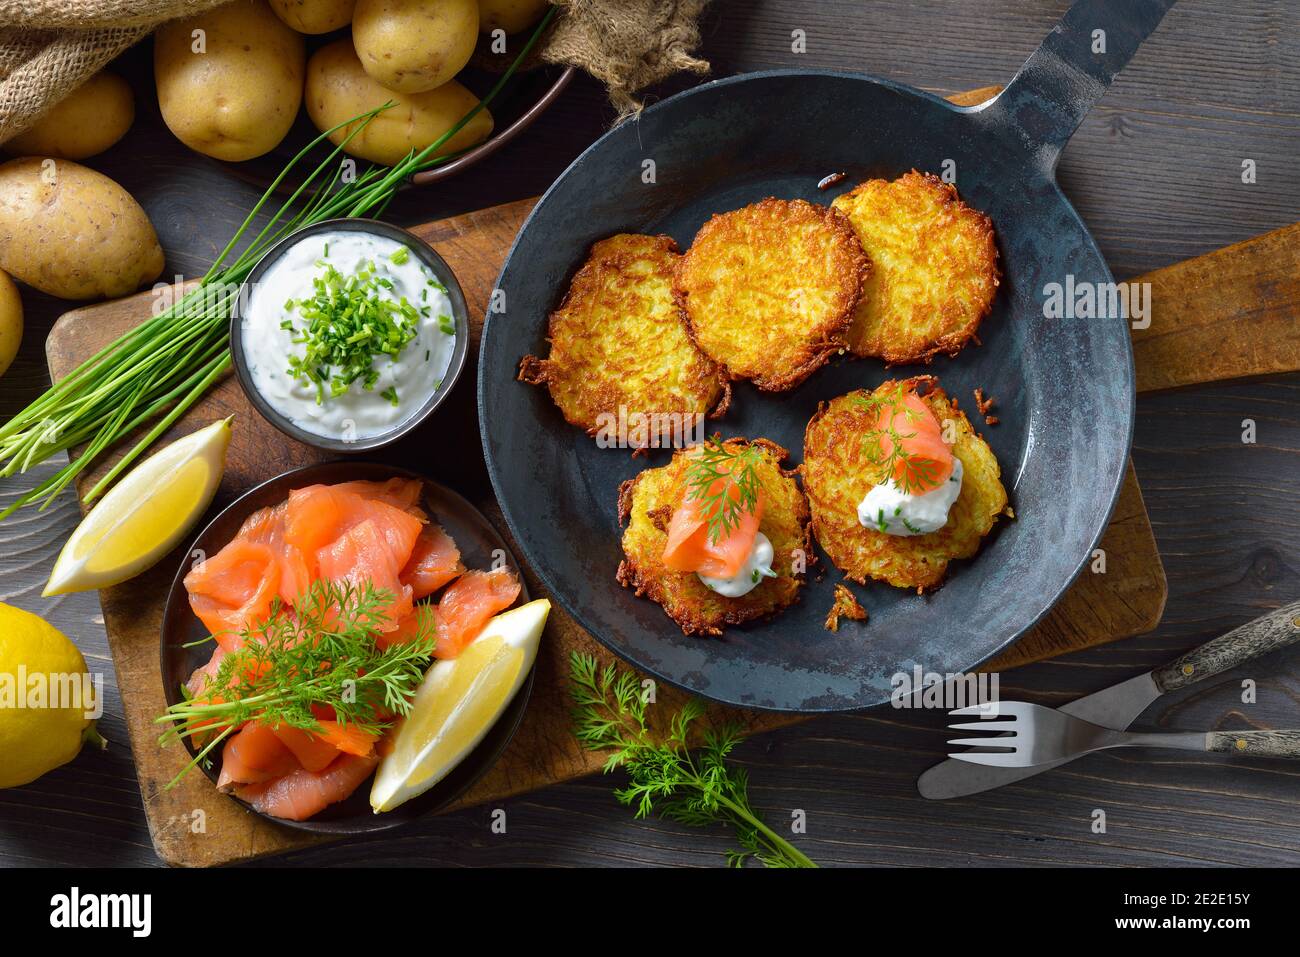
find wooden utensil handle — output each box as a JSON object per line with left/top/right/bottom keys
{"left": 1206, "top": 730, "right": 1300, "bottom": 759}
{"left": 1153, "top": 601, "right": 1300, "bottom": 692}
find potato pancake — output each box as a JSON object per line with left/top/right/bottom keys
{"left": 673, "top": 198, "right": 867, "bottom": 392}
{"left": 519, "top": 233, "right": 729, "bottom": 448}
{"left": 802, "top": 377, "right": 1010, "bottom": 592}
{"left": 832, "top": 171, "right": 999, "bottom": 364}
{"left": 617, "top": 438, "right": 812, "bottom": 635}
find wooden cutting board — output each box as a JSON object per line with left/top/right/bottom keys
{"left": 45, "top": 97, "right": 1298, "bottom": 868}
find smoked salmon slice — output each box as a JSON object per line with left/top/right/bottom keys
{"left": 216, "top": 721, "right": 301, "bottom": 791}
{"left": 315, "top": 519, "right": 414, "bottom": 630}
{"left": 285, "top": 484, "right": 424, "bottom": 571}
{"left": 271, "top": 721, "right": 379, "bottom": 773}
{"left": 236, "top": 753, "right": 381, "bottom": 821}
{"left": 870, "top": 390, "right": 954, "bottom": 492}
{"left": 400, "top": 523, "right": 464, "bottom": 599}
{"left": 184, "top": 539, "right": 280, "bottom": 650}
{"left": 235, "top": 502, "right": 313, "bottom": 607}
{"left": 662, "top": 480, "right": 764, "bottom": 579}
{"left": 433, "top": 567, "right": 520, "bottom": 659}
{"left": 333, "top": 477, "right": 423, "bottom": 513}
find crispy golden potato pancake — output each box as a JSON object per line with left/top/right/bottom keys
{"left": 519, "top": 234, "right": 729, "bottom": 448}
{"left": 674, "top": 198, "right": 867, "bottom": 392}
{"left": 832, "top": 171, "right": 999, "bottom": 364}
{"left": 616, "top": 438, "right": 812, "bottom": 636}
{"left": 802, "top": 377, "right": 1010, "bottom": 592}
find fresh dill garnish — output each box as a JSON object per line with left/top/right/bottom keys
{"left": 853, "top": 382, "right": 945, "bottom": 494}
{"left": 683, "top": 435, "right": 763, "bottom": 545}
{"left": 283, "top": 259, "right": 421, "bottom": 404}
{"left": 156, "top": 579, "right": 436, "bottom": 788}
{"left": 568, "top": 652, "right": 817, "bottom": 868}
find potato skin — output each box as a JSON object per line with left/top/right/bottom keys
{"left": 832, "top": 170, "right": 999, "bottom": 364}
{"left": 154, "top": 0, "right": 305, "bottom": 162}
{"left": 478, "top": 0, "right": 548, "bottom": 34}
{"left": 617, "top": 438, "right": 812, "bottom": 636}
{"left": 4, "top": 73, "right": 134, "bottom": 160}
{"left": 352, "top": 0, "right": 478, "bottom": 94}
{"left": 518, "top": 234, "right": 728, "bottom": 447}
{"left": 674, "top": 198, "right": 866, "bottom": 392}
{"left": 269, "top": 0, "right": 357, "bottom": 33}
{"left": 0, "top": 158, "right": 164, "bottom": 301}
{"left": 306, "top": 38, "right": 492, "bottom": 166}
{"left": 0, "top": 269, "right": 22, "bottom": 378}
{"left": 801, "top": 377, "right": 1010, "bottom": 592}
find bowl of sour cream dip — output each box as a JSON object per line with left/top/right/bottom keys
{"left": 232, "top": 219, "right": 468, "bottom": 452}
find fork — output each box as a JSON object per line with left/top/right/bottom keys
{"left": 946, "top": 701, "right": 1300, "bottom": 768}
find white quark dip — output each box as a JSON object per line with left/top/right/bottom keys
{"left": 698, "top": 531, "right": 776, "bottom": 598}
{"left": 858, "top": 458, "right": 964, "bottom": 537}
{"left": 241, "top": 229, "right": 455, "bottom": 441}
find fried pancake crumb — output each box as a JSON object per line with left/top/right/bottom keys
{"left": 824, "top": 583, "right": 868, "bottom": 632}
{"left": 973, "top": 387, "right": 999, "bottom": 425}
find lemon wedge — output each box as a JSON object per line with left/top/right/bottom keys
{"left": 371, "top": 598, "right": 549, "bottom": 813}
{"left": 43, "top": 417, "right": 232, "bottom": 596}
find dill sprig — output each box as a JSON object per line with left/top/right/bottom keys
{"left": 854, "top": 382, "right": 945, "bottom": 494}
{"left": 682, "top": 435, "right": 763, "bottom": 545}
{"left": 156, "top": 579, "right": 436, "bottom": 788}
{"left": 569, "top": 651, "right": 817, "bottom": 868}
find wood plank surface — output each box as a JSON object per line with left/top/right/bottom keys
{"left": 3, "top": 0, "right": 1300, "bottom": 868}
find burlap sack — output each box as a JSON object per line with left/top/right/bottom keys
{"left": 0, "top": 0, "right": 711, "bottom": 144}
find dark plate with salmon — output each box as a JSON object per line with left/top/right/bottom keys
{"left": 159, "top": 461, "right": 532, "bottom": 835}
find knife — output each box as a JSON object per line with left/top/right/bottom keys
{"left": 917, "top": 600, "right": 1300, "bottom": 799}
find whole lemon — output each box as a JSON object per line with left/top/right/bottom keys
{"left": 0, "top": 603, "right": 103, "bottom": 788}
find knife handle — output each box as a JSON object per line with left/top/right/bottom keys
{"left": 1206, "top": 730, "right": 1300, "bottom": 759}
{"left": 1153, "top": 600, "right": 1300, "bottom": 693}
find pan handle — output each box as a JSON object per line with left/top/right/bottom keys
{"left": 976, "top": 0, "right": 1176, "bottom": 173}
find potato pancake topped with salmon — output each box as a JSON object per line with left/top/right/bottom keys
{"left": 673, "top": 198, "right": 868, "bottom": 392}
{"left": 519, "top": 233, "right": 729, "bottom": 448}
{"left": 617, "top": 437, "right": 812, "bottom": 635}
{"left": 832, "top": 171, "right": 999, "bottom": 364}
{"left": 802, "top": 377, "right": 1010, "bottom": 592}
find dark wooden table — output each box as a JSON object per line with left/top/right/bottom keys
{"left": 2, "top": 0, "right": 1298, "bottom": 867}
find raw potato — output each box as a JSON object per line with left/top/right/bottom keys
{"left": 352, "top": 0, "right": 478, "bottom": 94}
{"left": 0, "top": 158, "right": 165, "bottom": 300}
{"left": 3, "top": 72, "right": 134, "bottom": 160}
{"left": 0, "top": 269, "right": 21, "bottom": 378}
{"left": 306, "top": 39, "right": 493, "bottom": 166}
{"left": 155, "top": 0, "right": 305, "bottom": 162}
{"left": 269, "top": 0, "right": 357, "bottom": 33}
{"left": 478, "top": 0, "right": 548, "bottom": 34}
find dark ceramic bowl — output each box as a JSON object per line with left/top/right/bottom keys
{"left": 159, "top": 462, "right": 533, "bottom": 835}
{"left": 231, "top": 218, "right": 469, "bottom": 453}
